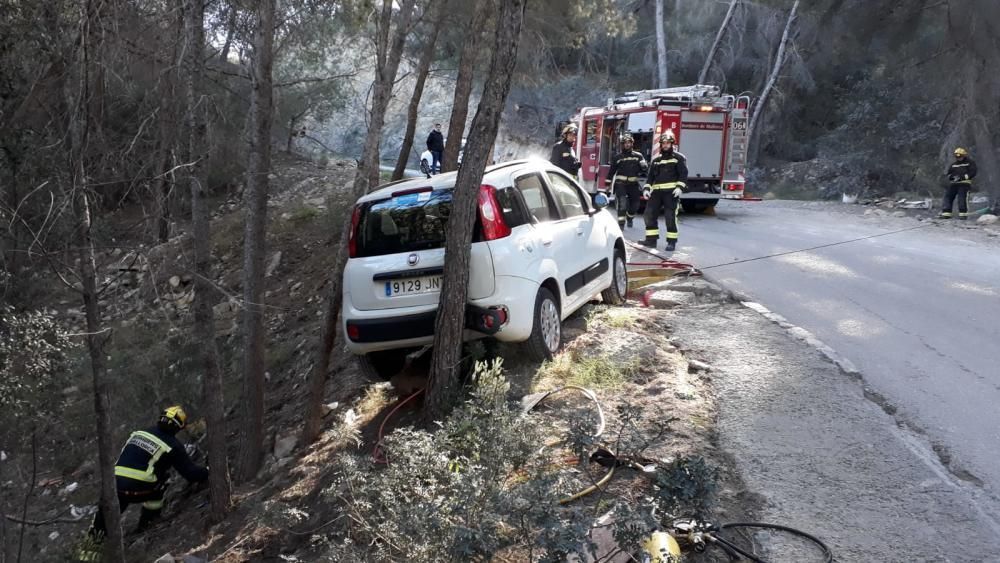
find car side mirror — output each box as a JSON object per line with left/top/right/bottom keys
{"left": 592, "top": 192, "right": 610, "bottom": 210}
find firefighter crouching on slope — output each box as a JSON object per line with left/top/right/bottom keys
{"left": 605, "top": 133, "right": 648, "bottom": 229}
{"left": 78, "top": 406, "right": 208, "bottom": 561}
{"left": 939, "top": 147, "right": 977, "bottom": 220}
{"left": 641, "top": 131, "right": 688, "bottom": 251}
{"left": 550, "top": 124, "right": 582, "bottom": 177}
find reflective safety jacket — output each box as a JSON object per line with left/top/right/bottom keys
{"left": 550, "top": 140, "right": 581, "bottom": 176}
{"left": 645, "top": 149, "right": 688, "bottom": 190}
{"left": 606, "top": 150, "right": 648, "bottom": 186}
{"left": 948, "top": 157, "right": 977, "bottom": 185}
{"left": 114, "top": 426, "right": 208, "bottom": 489}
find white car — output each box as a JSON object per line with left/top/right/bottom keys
{"left": 342, "top": 159, "right": 628, "bottom": 379}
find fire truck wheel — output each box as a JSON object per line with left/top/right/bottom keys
{"left": 681, "top": 200, "right": 717, "bottom": 214}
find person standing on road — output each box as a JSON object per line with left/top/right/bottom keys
{"left": 550, "top": 124, "right": 582, "bottom": 177}
{"left": 939, "top": 147, "right": 977, "bottom": 220}
{"left": 426, "top": 123, "right": 445, "bottom": 174}
{"left": 605, "top": 133, "right": 647, "bottom": 229}
{"left": 641, "top": 131, "right": 687, "bottom": 251}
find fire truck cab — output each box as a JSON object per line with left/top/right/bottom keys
{"left": 568, "top": 84, "right": 751, "bottom": 213}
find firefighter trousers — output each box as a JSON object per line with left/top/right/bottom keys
{"left": 941, "top": 183, "right": 971, "bottom": 218}
{"left": 614, "top": 181, "right": 641, "bottom": 226}
{"left": 82, "top": 481, "right": 167, "bottom": 558}
{"left": 643, "top": 189, "right": 679, "bottom": 244}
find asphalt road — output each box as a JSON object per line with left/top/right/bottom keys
{"left": 623, "top": 200, "right": 1000, "bottom": 505}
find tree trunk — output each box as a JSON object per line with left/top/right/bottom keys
{"left": 354, "top": 0, "right": 417, "bottom": 196}
{"left": 237, "top": 0, "right": 275, "bottom": 483}
{"left": 77, "top": 190, "right": 125, "bottom": 563}
{"left": 392, "top": 1, "right": 448, "bottom": 181}
{"left": 441, "top": 0, "right": 491, "bottom": 172}
{"left": 698, "top": 0, "right": 740, "bottom": 85}
{"left": 302, "top": 0, "right": 416, "bottom": 444}
{"left": 70, "top": 2, "right": 124, "bottom": 560}
{"left": 425, "top": 0, "right": 527, "bottom": 421}
{"left": 184, "top": 0, "right": 232, "bottom": 519}
{"left": 747, "top": 0, "right": 799, "bottom": 163}
{"left": 655, "top": 0, "right": 668, "bottom": 88}
{"left": 152, "top": 148, "right": 171, "bottom": 242}
{"left": 220, "top": 2, "right": 238, "bottom": 63}
{"left": 301, "top": 228, "right": 349, "bottom": 444}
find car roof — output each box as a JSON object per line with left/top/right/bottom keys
{"left": 358, "top": 159, "right": 557, "bottom": 204}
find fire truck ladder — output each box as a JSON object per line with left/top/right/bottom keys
{"left": 617, "top": 84, "right": 722, "bottom": 104}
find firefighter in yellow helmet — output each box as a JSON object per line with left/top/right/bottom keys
{"left": 642, "top": 131, "right": 688, "bottom": 251}
{"left": 550, "top": 123, "right": 582, "bottom": 176}
{"left": 78, "top": 406, "right": 208, "bottom": 561}
{"left": 939, "top": 147, "right": 977, "bottom": 220}
{"left": 606, "top": 133, "right": 648, "bottom": 228}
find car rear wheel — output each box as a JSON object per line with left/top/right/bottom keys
{"left": 601, "top": 249, "right": 627, "bottom": 305}
{"left": 357, "top": 349, "right": 408, "bottom": 381}
{"left": 524, "top": 287, "right": 561, "bottom": 362}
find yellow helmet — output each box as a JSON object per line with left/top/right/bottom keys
{"left": 659, "top": 131, "right": 676, "bottom": 144}
{"left": 160, "top": 405, "right": 188, "bottom": 430}
{"left": 954, "top": 147, "right": 968, "bottom": 157}
{"left": 562, "top": 124, "right": 578, "bottom": 137}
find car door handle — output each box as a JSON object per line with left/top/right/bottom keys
{"left": 575, "top": 227, "right": 584, "bottom": 236}
{"left": 542, "top": 238, "right": 553, "bottom": 246}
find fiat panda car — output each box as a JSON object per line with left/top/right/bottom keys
{"left": 342, "top": 159, "right": 627, "bottom": 378}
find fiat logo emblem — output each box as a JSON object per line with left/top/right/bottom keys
{"left": 407, "top": 253, "right": 419, "bottom": 266}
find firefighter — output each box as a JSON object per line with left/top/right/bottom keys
{"left": 78, "top": 406, "right": 208, "bottom": 562}
{"left": 550, "top": 124, "right": 582, "bottom": 176}
{"left": 641, "top": 131, "right": 687, "bottom": 251}
{"left": 605, "top": 133, "right": 647, "bottom": 228}
{"left": 939, "top": 147, "right": 977, "bottom": 220}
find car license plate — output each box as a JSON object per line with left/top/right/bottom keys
{"left": 385, "top": 276, "right": 442, "bottom": 297}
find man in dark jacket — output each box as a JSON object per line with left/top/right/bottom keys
{"left": 642, "top": 131, "right": 688, "bottom": 251}
{"left": 426, "top": 123, "right": 445, "bottom": 174}
{"left": 605, "top": 133, "right": 648, "bottom": 228}
{"left": 550, "top": 124, "right": 581, "bottom": 177}
{"left": 78, "top": 406, "right": 208, "bottom": 561}
{"left": 939, "top": 147, "right": 978, "bottom": 220}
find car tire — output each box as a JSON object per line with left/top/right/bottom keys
{"left": 601, "top": 249, "right": 628, "bottom": 305}
{"left": 524, "top": 287, "right": 561, "bottom": 362}
{"left": 357, "top": 349, "right": 408, "bottom": 381}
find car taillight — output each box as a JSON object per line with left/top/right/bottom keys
{"left": 725, "top": 183, "right": 744, "bottom": 192}
{"left": 478, "top": 185, "right": 511, "bottom": 241}
{"left": 346, "top": 323, "right": 360, "bottom": 341}
{"left": 348, "top": 205, "right": 362, "bottom": 258}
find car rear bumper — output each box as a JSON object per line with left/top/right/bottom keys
{"left": 343, "top": 275, "right": 539, "bottom": 355}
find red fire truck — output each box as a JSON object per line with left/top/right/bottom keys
{"left": 567, "top": 84, "right": 751, "bottom": 213}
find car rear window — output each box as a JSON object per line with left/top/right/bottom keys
{"left": 356, "top": 189, "right": 454, "bottom": 258}
{"left": 354, "top": 185, "right": 526, "bottom": 258}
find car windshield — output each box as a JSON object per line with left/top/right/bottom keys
{"left": 356, "top": 188, "right": 453, "bottom": 257}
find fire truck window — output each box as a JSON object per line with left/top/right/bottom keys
{"left": 600, "top": 122, "right": 619, "bottom": 165}
{"left": 585, "top": 120, "right": 598, "bottom": 146}
{"left": 546, "top": 172, "right": 587, "bottom": 219}
{"left": 514, "top": 173, "right": 557, "bottom": 223}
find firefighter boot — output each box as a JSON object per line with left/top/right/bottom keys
{"left": 665, "top": 240, "right": 676, "bottom": 252}
{"left": 135, "top": 502, "right": 163, "bottom": 533}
